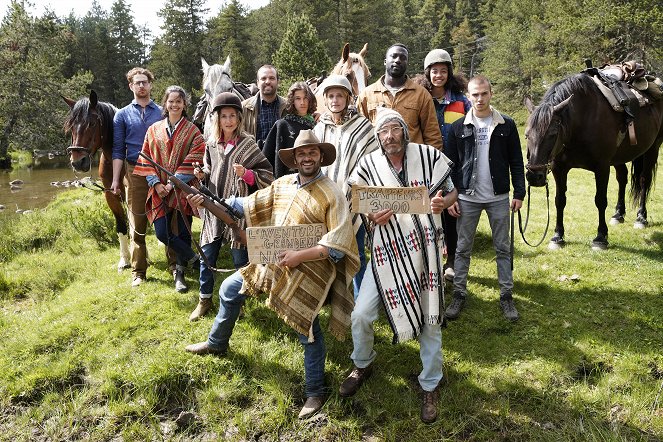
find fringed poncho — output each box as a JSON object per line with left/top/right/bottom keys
{"left": 239, "top": 174, "right": 359, "bottom": 342}
{"left": 350, "top": 143, "right": 454, "bottom": 343}
{"left": 134, "top": 118, "right": 205, "bottom": 223}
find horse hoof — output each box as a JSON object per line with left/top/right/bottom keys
{"left": 591, "top": 241, "right": 608, "bottom": 251}
{"left": 633, "top": 221, "right": 647, "bottom": 229}
{"left": 548, "top": 241, "right": 564, "bottom": 250}
{"left": 609, "top": 216, "right": 624, "bottom": 225}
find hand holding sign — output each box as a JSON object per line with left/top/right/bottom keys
{"left": 351, "top": 185, "right": 431, "bottom": 214}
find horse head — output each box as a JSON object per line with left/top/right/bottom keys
{"left": 331, "top": 43, "right": 370, "bottom": 98}
{"left": 525, "top": 94, "right": 573, "bottom": 187}
{"left": 63, "top": 90, "right": 112, "bottom": 173}
{"left": 202, "top": 56, "right": 234, "bottom": 102}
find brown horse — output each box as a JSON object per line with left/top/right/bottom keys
{"left": 525, "top": 73, "right": 663, "bottom": 250}
{"left": 63, "top": 90, "right": 130, "bottom": 269}
{"left": 309, "top": 42, "right": 370, "bottom": 113}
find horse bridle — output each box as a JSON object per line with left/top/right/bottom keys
{"left": 525, "top": 116, "right": 566, "bottom": 176}
{"left": 66, "top": 112, "right": 104, "bottom": 158}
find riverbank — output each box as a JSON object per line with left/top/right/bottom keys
{"left": 1, "top": 178, "right": 662, "bottom": 440}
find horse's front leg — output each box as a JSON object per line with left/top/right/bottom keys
{"left": 592, "top": 166, "right": 610, "bottom": 250}
{"left": 99, "top": 153, "right": 130, "bottom": 270}
{"left": 609, "top": 164, "right": 627, "bottom": 225}
{"left": 549, "top": 166, "right": 568, "bottom": 250}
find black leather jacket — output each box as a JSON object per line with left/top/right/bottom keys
{"left": 445, "top": 109, "right": 526, "bottom": 201}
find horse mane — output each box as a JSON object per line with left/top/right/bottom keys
{"left": 529, "top": 73, "right": 596, "bottom": 135}
{"left": 64, "top": 97, "right": 116, "bottom": 139}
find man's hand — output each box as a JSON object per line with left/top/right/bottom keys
{"left": 111, "top": 180, "right": 122, "bottom": 195}
{"left": 431, "top": 190, "right": 446, "bottom": 214}
{"left": 368, "top": 208, "right": 393, "bottom": 226}
{"left": 511, "top": 198, "right": 523, "bottom": 212}
{"left": 193, "top": 161, "right": 205, "bottom": 180}
{"left": 447, "top": 201, "right": 461, "bottom": 217}
{"left": 277, "top": 250, "right": 303, "bottom": 268}
{"left": 186, "top": 193, "right": 205, "bottom": 209}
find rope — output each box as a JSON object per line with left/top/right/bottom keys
{"left": 517, "top": 183, "right": 551, "bottom": 247}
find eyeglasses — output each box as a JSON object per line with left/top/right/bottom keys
{"left": 133, "top": 81, "right": 149, "bottom": 86}
{"left": 377, "top": 126, "right": 404, "bottom": 137}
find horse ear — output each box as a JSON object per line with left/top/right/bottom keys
{"left": 223, "top": 55, "right": 231, "bottom": 76}
{"left": 62, "top": 95, "right": 76, "bottom": 109}
{"left": 342, "top": 43, "right": 350, "bottom": 62}
{"left": 359, "top": 43, "right": 368, "bottom": 57}
{"left": 201, "top": 57, "right": 209, "bottom": 73}
{"left": 89, "top": 90, "right": 98, "bottom": 108}
{"left": 524, "top": 97, "right": 535, "bottom": 114}
{"left": 553, "top": 95, "right": 573, "bottom": 113}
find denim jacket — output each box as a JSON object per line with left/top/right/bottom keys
{"left": 445, "top": 108, "right": 525, "bottom": 200}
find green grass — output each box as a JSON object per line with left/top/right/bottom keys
{"left": 0, "top": 161, "right": 662, "bottom": 441}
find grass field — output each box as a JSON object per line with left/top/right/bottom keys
{"left": 0, "top": 158, "right": 662, "bottom": 441}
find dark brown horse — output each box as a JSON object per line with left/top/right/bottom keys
{"left": 63, "top": 90, "right": 130, "bottom": 269}
{"left": 525, "top": 73, "right": 663, "bottom": 249}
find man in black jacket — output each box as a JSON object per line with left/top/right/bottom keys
{"left": 444, "top": 75, "right": 525, "bottom": 321}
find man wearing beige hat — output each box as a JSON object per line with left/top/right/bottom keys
{"left": 184, "top": 130, "right": 359, "bottom": 419}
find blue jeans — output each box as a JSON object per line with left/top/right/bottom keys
{"left": 353, "top": 224, "right": 367, "bottom": 300}
{"left": 153, "top": 211, "right": 195, "bottom": 266}
{"left": 350, "top": 266, "right": 443, "bottom": 392}
{"left": 207, "top": 271, "right": 327, "bottom": 397}
{"left": 199, "top": 239, "right": 248, "bottom": 298}
{"left": 453, "top": 198, "right": 513, "bottom": 298}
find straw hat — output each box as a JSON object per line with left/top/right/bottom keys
{"left": 278, "top": 130, "right": 336, "bottom": 169}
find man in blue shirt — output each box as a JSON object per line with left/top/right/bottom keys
{"left": 111, "top": 67, "right": 165, "bottom": 287}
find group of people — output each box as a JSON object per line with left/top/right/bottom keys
{"left": 110, "top": 42, "right": 525, "bottom": 423}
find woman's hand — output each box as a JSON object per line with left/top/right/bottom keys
{"left": 233, "top": 163, "right": 246, "bottom": 177}
{"left": 193, "top": 161, "right": 206, "bottom": 180}
{"left": 156, "top": 182, "right": 172, "bottom": 198}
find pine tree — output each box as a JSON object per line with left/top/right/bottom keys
{"left": 108, "top": 0, "right": 143, "bottom": 105}
{"left": 205, "top": 0, "right": 252, "bottom": 82}
{"left": 272, "top": 14, "right": 331, "bottom": 86}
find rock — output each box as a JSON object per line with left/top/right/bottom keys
{"left": 9, "top": 179, "right": 24, "bottom": 185}
{"left": 174, "top": 411, "right": 198, "bottom": 428}
{"left": 0, "top": 204, "right": 5, "bottom": 210}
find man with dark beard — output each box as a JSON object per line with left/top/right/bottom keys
{"left": 184, "top": 130, "right": 359, "bottom": 420}
{"left": 356, "top": 44, "right": 442, "bottom": 149}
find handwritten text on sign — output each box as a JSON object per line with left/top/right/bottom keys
{"left": 351, "top": 186, "right": 430, "bottom": 214}
{"left": 247, "top": 224, "right": 327, "bottom": 264}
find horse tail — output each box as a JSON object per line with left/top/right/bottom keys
{"left": 629, "top": 146, "right": 659, "bottom": 207}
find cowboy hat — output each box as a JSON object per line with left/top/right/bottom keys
{"left": 278, "top": 130, "right": 336, "bottom": 169}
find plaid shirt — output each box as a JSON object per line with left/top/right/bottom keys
{"left": 256, "top": 99, "right": 281, "bottom": 143}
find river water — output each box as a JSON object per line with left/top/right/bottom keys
{"left": 0, "top": 161, "right": 94, "bottom": 223}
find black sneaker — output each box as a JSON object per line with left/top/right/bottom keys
{"left": 444, "top": 294, "right": 465, "bottom": 320}
{"left": 500, "top": 297, "right": 519, "bottom": 321}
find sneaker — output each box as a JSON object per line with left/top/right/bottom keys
{"left": 189, "top": 297, "right": 213, "bottom": 321}
{"left": 421, "top": 387, "right": 439, "bottom": 424}
{"left": 444, "top": 294, "right": 465, "bottom": 320}
{"left": 339, "top": 364, "right": 373, "bottom": 397}
{"left": 500, "top": 297, "right": 519, "bottom": 321}
{"left": 131, "top": 276, "right": 145, "bottom": 287}
{"left": 298, "top": 396, "right": 326, "bottom": 419}
{"left": 443, "top": 267, "right": 455, "bottom": 282}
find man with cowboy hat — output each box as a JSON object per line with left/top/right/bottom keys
{"left": 313, "top": 74, "right": 379, "bottom": 298}
{"left": 340, "top": 108, "right": 457, "bottom": 424}
{"left": 184, "top": 129, "right": 359, "bottom": 419}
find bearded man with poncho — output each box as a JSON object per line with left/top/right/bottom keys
{"left": 339, "top": 108, "right": 457, "bottom": 424}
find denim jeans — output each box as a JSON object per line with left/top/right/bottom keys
{"left": 207, "top": 271, "right": 327, "bottom": 397}
{"left": 453, "top": 197, "right": 513, "bottom": 298}
{"left": 153, "top": 211, "right": 196, "bottom": 266}
{"left": 350, "top": 265, "right": 443, "bottom": 392}
{"left": 199, "top": 239, "right": 249, "bottom": 298}
{"left": 353, "top": 224, "right": 367, "bottom": 300}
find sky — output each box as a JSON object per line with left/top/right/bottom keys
{"left": 0, "top": 0, "right": 269, "bottom": 37}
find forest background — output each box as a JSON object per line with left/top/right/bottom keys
{"left": 0, "top": 0, "right": 662, "bottom": 168}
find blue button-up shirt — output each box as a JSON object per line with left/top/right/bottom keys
{"left": 112, "top": 100, "right": 163, "bottom": 163}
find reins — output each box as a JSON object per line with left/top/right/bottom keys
{"left": 517, "top": 183, "right": 550, "bottom": 248}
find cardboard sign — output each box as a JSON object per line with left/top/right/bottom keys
{"left": 351, "top": 185, "right": 430, "bottom": 214}
{"left": 247, "top": 224, "right": 327, "bottom": 264}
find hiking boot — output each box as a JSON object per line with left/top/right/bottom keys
{"left": 189, "top": 297, "right": 213, "bottom": 321}
{"left": 444, "top": 294, "right": 465, "bottom": 320}
{"left": 298, "top": 396, "right": 326, "bottom": 419}
{"left": 421, "top": 387, "right": 439, "bottom": 424}
{"left": 174, "top": 266, "right": 188, "bottom": 293}
{"left": 184, "top": 341, "right": 226, "bottom": 356}
{"left": 339, "top": 364, "right": 373, "bottom": 397}
{"left": 500, "top": 297, "right": 519, "bottom": 321}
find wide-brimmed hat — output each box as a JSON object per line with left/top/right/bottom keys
{"left": 211, "top": 92, "right": 242, "bottom": 113}
{"left": 278, "top": 130, "right": 336, "bottom": 169}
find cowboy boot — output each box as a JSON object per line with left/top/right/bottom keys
{"left": 189, "top": 297, "right": 213, "bottom": 321}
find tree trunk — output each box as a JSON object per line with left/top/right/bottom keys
{"left": 0, "top": 114, "right": 17, "bottom": 170}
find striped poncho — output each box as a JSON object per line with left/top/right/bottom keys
{"left": 200, "top": 133, "right": 274, "bottom": 249}
{"left": 314, "top": 112, "right": 378, "bottom": 231}
{"left": 350, "top": 143, "right": 454, "bottom": 343}
{"left": 239, "top": 174, "right": 359, "bottom": 342}
{"left": 134, "top": 118, "right": 205, "bottom": 223}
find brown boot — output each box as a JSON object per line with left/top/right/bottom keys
{"left": 339, "top": 364, "right": 373, "bottom": 397}
{"left": 421, "top": 387, "right": 439, "bottom": 424}
{"left": 298, "top": 396, "right": 326, "bottom": 419}
{"left": 184, "top": 341, "right": 225, "bottom": 356}
{"left": 189, "top": 297, "right": 213, "bottom": 321}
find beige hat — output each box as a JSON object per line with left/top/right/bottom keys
{"left": 321, "top": 74, "right": 353, "bottom": 96}
{"left": 278, "top": 130, "right": 336, "bottom": 169}
{"left": 424, "top": 49, "right": 452, "bottom": 71}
